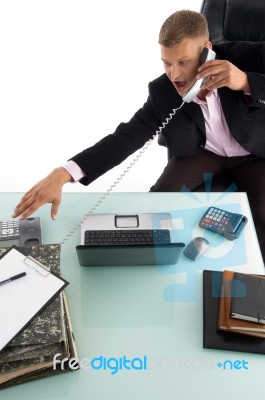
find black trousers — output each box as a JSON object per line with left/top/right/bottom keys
{"left": 150, "top": 150, "right": 265, "bottom": 262}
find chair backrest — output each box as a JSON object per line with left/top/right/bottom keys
{"left": 200, "top": 0, "right": 265, "bottom": 44}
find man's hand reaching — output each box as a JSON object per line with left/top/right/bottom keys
{"left": 12, "top": 167, "right": 73, "bottom": 220}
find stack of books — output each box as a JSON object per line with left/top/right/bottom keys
{"left": 0, "top": 244, "right": 79, "bottom": 390}
{"left": 203, "top": 269, "right": 265, "bottom": 354}
{"left": 217, "top": 270, "right": 265, "bottom": 338}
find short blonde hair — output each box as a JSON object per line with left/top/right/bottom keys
{"left": 159, "top": 10, "right": 209, "bottom": 47}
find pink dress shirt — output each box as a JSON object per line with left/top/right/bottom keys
{"left": 193, "top": 89, "right": 249, "bottom": 156}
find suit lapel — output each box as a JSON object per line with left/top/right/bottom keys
{"left": 182, "top": 100, "right": 206, "bottom": 135}
{"left": 218, "top": 87, "right": 237, "bottom": 128}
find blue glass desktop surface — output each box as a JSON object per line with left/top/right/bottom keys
{"left": 0, "top": 192, "right": 264, "bottom": 400}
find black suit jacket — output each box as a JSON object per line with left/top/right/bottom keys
{"left": 71, "top": 41, "right": 265, "bottom": 186}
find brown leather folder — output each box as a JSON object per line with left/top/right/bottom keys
{"left": 217, "top": 270, "right": 265, "bottom": 338}
{"left": 203, "top": 270, "right": 265, "bottom": 354}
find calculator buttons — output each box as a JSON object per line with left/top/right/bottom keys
{"left": 199, "top": 207, "right": 247, "bottom": 240}
{"left": 199, "top": 208, "right": 234, "bottom": 234}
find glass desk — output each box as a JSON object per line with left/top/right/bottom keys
{"left": 0, "top": 192, "right": 264, "bottom": 400}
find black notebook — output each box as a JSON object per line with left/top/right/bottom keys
{"left": 231, "top": 272, "right": 265, "bottom": 324}
{"left": 203, "top": 270, "right": 265, "bottom": 355}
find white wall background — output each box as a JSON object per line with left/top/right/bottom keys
{"left": 0, "top": 0, "right": 201, "bottom": 193}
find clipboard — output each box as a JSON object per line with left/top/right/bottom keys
{"left": 0, "top": 246, "right": 69, "bottom": 351}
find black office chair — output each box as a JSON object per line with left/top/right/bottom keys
{"left": 158, "top": 0, "right": 265, "bottom": 192}
{"left": 201, "top": 0, "right": 265, "bottom": 44}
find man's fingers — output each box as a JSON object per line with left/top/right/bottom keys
{"left": 14, "top": 199, "right": 44, "bottom": 220}
{"left": 197, "top": 66, "right": 223, "bottom": 81}
{"left": 51, "top": 200, "right": 61, "bottom": 220}
{"left": 12, "top": 168, "right": 70, "bottom": 220}
{"left": 13, "top": 185, "right": 39, "bottom": 217}
{"left": 13, "top": 187, "right": 51, "bottom": 219}
{"left": 197, "top": 60, "right": 247, "bottom": 91}
{"left": 16, "top": 200, "right": 42, "bottom": 220}
{"left": 20, "top": 185, "right": 36, "bottom": 200}
{"left": 197, "top": 60, "right": 231, "bottom": 80}
{"left": 202, "top": 76, "right": 227, "bottom": 90}
{"left": 198, "top": 59, "right": 225, "bottom": 72}
{"left": 12, "top": 196, "right": 35, "bottom": 218}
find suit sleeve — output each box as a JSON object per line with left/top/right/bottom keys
{"left": 69, "top": 85, "right": 162, "bottom": 186}
{"left": 217, "top": 41, "right": 265, "bottom": 108}
{"left": 216, "top": 42, "right": 265, "bottom": 157}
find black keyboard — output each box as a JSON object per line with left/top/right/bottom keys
{"left": 84, "top": 229, "right": 171, "bottom": 246}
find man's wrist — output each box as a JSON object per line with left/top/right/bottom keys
{"left": 241, "top": 72, "right": 250, "bottom": 93}
{"left": 62, "top": 160, "right": 86, "bottom": 182}
{"left": 53, "top": 167, "right": 73, "bottom": 184}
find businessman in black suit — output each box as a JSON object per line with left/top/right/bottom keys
{"left": 13, "top": 10, "right": 265, "bottom": 259}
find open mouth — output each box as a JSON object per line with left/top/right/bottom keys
{"left": 173, "top": 81, "right": 187, "bottom": 92}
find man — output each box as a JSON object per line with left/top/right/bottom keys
{"left": 13, "top": 10, "right": 265, "bottom": 258}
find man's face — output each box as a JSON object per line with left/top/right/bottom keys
{"left": 161, "top": 37, "right": 211, "bottom": 97}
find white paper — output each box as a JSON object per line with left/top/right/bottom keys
{"left": 0, "top": 248, "right": 66, "bottom": 351}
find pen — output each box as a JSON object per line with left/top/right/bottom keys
{"left": 0, "top": 272, "right": 26, "bottom": 287}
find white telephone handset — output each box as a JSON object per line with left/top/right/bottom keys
{"left": 182, "top": 47, "right": 216, "bottom": 103}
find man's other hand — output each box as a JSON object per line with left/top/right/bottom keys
{"left": 196, "top": 59, "right": 250, "bottom": 93}
{"left": 12, "top": 167, "right": 72, "bottom": 220}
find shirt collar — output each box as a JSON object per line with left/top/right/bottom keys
{"left": 193, "top": 89, "right": 218, "bottom": 105}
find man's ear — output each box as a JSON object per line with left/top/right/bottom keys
{"left": 204, "top": 41, "right": 213, "bottom": 49}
